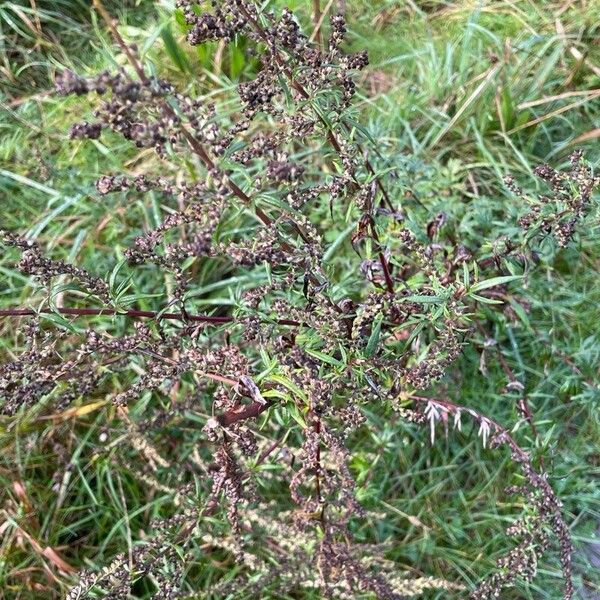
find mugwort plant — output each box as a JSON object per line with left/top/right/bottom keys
{"left": 1, "top": 1, "right": 598, "bottom": 597}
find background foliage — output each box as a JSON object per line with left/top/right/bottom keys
{"left": 0, "top": 0, "right": 599, "bottom": 598}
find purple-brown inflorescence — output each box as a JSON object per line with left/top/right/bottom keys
{"left": 1, "top": 1, "right": 597, "bottom": 598}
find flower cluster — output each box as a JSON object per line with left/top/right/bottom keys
{"left": 507, "top": 149, "right": 599, "bottom": 247}
{"left": 1, "top": 231, "right": 109, "bottom": 300}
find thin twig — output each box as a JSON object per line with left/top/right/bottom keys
{"left": 411, "top": 395, "right": 528, "bottom": 462}
{"left": 0, "top": 307, "right": 300, "bottom": 327}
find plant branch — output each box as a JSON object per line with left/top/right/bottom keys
{"left": 91, "top": 0, "right": 279, "bottom": 230}
{"left": 238, "top": 3, "right": 397, "bottom": 214}
{"left": 0, "top": 306, "right": 300, "bottom": 327}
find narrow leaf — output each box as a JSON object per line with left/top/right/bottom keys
{"left": 470, "top": 275, "right": 522, "bottom": 293}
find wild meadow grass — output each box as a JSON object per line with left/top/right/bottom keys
{"left": 0, "top": 1, "right": 599, "bottom": 598}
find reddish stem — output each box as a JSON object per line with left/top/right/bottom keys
{"left": 411, "top": 395, "right": 528, "bottom": 460}
{"left": 369, "top": 218, "right": 394, "bottom": 293}
{"left": 0, "top": 307, "right": 300, "bottom": 327}
{"left": 314, "top": 416, "right": 322, "bottom": 502}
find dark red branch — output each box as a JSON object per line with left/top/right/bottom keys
{"left": 369, "top": 219, "right": 394, "bottom": 294}
{"left": 0, "top": 307, "right": 230, "bottom": 323}
{"left": 0, "top": 307, "right": 300, "bottom": 327}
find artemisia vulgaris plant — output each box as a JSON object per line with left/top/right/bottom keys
{"left": 1, "top": 1, "right": 598, "bottom": 598}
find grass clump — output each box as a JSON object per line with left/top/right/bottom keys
{"left": 1, "top": 1, "right": 599, "bottom": 599}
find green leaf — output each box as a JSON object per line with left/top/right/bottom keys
{"left": 160, "top": 24, "right": 190, "bottom": 73}
{"left": 304, "top": 348, "right": 343, "bottom": 368}
{"left": 508, "top": 298, "right": 533, "bottom": 330}
{"left": 40, "top": 312, "right": 78, "bottom": 333}
{"left": 256, "top": 192, "right": 304, "bottom": 219}
{"left": 174, "top": 8, "right": 188, "bottom": 30}
{"left": 343, "top": 117, "right": 377, "bottom": 145}
{"left": 262, "top": 389, "right": 290, "bottom": 402}
{"left": 256, "top": 349, "right": 278, "bottom": 382}
{"left": 229, "top": 44, "right": 245, "bottom": 79}
{"left": 401, "top": 295, "right": 445, "bottom": 304}
{"left": 469, "top": 293, "right": 504, "bottom": 305}
{"left": 119, "top": 293, "right": 163, "bottom": 306}
{"left": 470, "top": 275, "right": 522, "bottom": 293}
{"left": 289, "top": 404, "right": 307, "bottom": 428}
{"left": 462, "top": 262, "right": 470, "bottom": 287}
{"left": 108, "top": 259, "right": 127, "bottom": 295}
{"left": 500, "top": 85, "right": 516, "bottom": 130}
{"left": 404, "top": 320, "right": 426, "bottom": 349}
{"left": 323, "top": 222, "right": 355, "bottom": 263}
{"left": 364, "top": 314, "right": 383, "bottom": 358}
{"left": 338, "top": 342, "right": 348, "bottom": 366}
{"left": 267, "top": 375, "right": 308, "bottom": 403}
{"left": 259, "top": 347, "right": 273, "bottom": 368}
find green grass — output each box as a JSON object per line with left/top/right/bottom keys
{"left": 1, "top": 1, "right": 599, "bottom": 598}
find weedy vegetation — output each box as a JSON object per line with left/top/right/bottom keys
{"left": 0, "top": 1, "right": 599, "bottom": 599}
